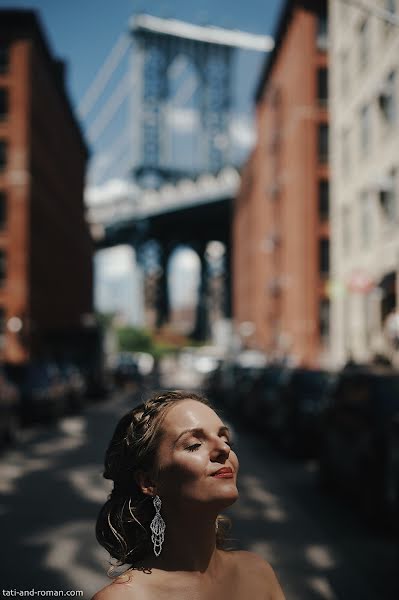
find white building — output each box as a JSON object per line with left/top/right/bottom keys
{"left": 329, "top": 0, "right": 399, "bottom": 367}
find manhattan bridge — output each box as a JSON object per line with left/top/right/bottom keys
{"left": 82, "top": 14, "right": 273, "bottom": 338}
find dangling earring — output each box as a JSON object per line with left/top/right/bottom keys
{"left": 150, "top": 495, "right": 166, "bottom": 557}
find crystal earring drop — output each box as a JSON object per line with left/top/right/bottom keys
{"left": 150, "top": 495, "right": 166, "bottom": 557}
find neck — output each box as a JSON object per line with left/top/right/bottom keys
{"left": 138, "top": 505, "right": 220, "bottom": 575}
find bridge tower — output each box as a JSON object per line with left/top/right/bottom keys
{"left": 117, "top": 15, "right": 273, "bottom": 338}
{"left": 130, "top": 14, "right": 236, "bottom": 186}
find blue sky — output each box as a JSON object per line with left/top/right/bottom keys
{"left": 1, "top": 0, "right": 284, "bottom": 180}
{"left": 1, "top": 0, "right": 282, "bottom": 116}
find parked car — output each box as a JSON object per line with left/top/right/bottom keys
{"left": 112, "top": 352, "right": 142, "bottom": 387}
{"left": 232, "top": 365, "right": 265, "bottom": 420}
{"left": 5, "top": 361, "right": 67, "bottom": 423}
{"left": 0, "top": 365, "right": 21, "bottom": 446}
{"left": 205, "top": 362, "right": 225, "bottom": 406}
{"left": 386, "top": 411, "right": 399, "bottom": 532}
{"left": 208, "top": 350, "right": 267, "bottom": 413}
{"left": 241, "top": 365, "right": 287, "bottom": 431}
{"left": 133, "top": 352, "right": 155, "bottom": 377}
{"left": 205, "top": 359, "right": 236, "bottom": 409}
{"left": 59, "top": 362, "right": 87, "bottom": 411}
{"left": 270, "top": 368, "right": 334, "bottom": 457}
{"left": 318, "top": 367, "right": 399, "bottom": 529}
{"left": 84, "top": 364, "right": 111, "bottom": 400}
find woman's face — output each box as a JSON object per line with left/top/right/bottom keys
{"left": 153, "top": 399, "right": 239, "bottom": 510}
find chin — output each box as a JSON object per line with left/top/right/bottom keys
{"left": 215, "top": 486, "right": 239, "bottom": 508}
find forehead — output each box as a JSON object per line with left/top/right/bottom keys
{"left": 162, "top": 399, "right": 224, "bottom": 435}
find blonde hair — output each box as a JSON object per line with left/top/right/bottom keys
{"left": 95, "top": 390, "right": 234, "bottom": 576}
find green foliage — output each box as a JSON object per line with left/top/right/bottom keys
{"left": 95, "top": 311, "right": 116, "bottom": 330}
{"left": 117, "top": 326, "right": 153, "bottom": 353}
{"left": 115, "top": 325, "right": 197, "bottom": 359}
{"left": 151, "top": 340, "right": 179, "bottom": 360}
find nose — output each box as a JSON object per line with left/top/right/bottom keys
{"left": 211, "top": 436, "right": 231, "bottom": 461}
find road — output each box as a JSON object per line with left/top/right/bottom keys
{"left": 0, "top": 383, "right": 397, "bottom": 600}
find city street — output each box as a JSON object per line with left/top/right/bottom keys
{"left": 0, "top": 384, "right": 398, "bottom": 600}
{"left": 3, "top": 4, "right": 399, "bottom": 600}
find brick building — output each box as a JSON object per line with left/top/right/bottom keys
{"left": 0, "top": 10, "right": 93, "bottom": 363}
{"left": 233, "top": 0, "right": 329, "bottom": 367}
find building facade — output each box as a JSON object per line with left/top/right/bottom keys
{"left": 329, "top": 0, "right": 399, "bottom": 367}
{"left": 233, "top": 0, "right": 329, "bottom": 367}
{"left": 0, "top": 10, "right": 92, "bottom": 363}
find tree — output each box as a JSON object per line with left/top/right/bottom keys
{"left": 117, "top": 326, "right": 153, "bottom": 353}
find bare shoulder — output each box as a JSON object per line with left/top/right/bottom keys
{"left": 91, "top": 571, "right": 139, "bottom": 600}
{"left": 227, "top": 549, "right": 274, "bottom": 573}
{"left": 227, "top": 551, "right": 286, "bottom": 599}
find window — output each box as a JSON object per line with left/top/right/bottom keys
{"left": 317, "top": 68, "right": 328, "bottom": 106}
{"left": 340, "top": 50, "right": 349, "bottom": 96}
{"left": 0, "top": 88, "right": 8, "bottom": 121}
{"left": 340, "top": 2, "right": 349, "bottom": 21}
{"left": 269, "top": 127, "right": 281, "bottom": 154}
{"left": 0, "top": 250, "right": 6, "bottom": 286}
{"left": 319, "top": 180, "right": 329, "bottom": 221}
{"left": 318, "top": 123, "right": 329, "bottom": 163}
{"left": 0, "top": 141, "right": 7, "bottom": 171}
{"left": 360, "top": 104, "right": 371, "bottom": 156}
{"left": 270, "top": 86, "right": 282, "bottom": 110}
{"left": 341, "top": 128, "right": 350, "bottom": 177}
{"left": 384, "top": 0, "right": 396, "bottom": 34}
{"left": 359, "top": 18, "right": 369, "bottom": 70}
{"left": 379, "top": 169, "right": 397, "bottom": 222}
{"left": 316, "top": 13, "right": 328, "bottom": 50}
{"left": 379, "top": 71, "right": 396, "bottom": 124}
{"left": 359, "top": 190, "right": 373, "bottom": 248}
{"left": 0, "top": 44, "right": 9, "bottom": 74}
{"left": 319, "top": 238, "right": 330, "bottom": 276}
{"left": 319, "top": 298, "right": 330, "bottom": 340}
{"left": 0, "top": 191, "right": 6, "bottom": 229}
{"left": 342, "top": 205, "right": 351, "bottom": 253}
{"left": 0, "top": 306, "right": 5, "bottom": 349}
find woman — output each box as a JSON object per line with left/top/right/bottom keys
{"left": 93, "top": 390, "right": 286, "bottom": 599}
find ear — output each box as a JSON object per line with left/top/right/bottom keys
{"left": 135, "top": 469, "right": 157, "bottom": 497}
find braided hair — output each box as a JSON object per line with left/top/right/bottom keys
{"left": 95, "top": 390, "right": 233, "bottom": 576}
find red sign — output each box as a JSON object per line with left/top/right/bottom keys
{"left": 347, "top": 269, "right": 374, "bottom": 293}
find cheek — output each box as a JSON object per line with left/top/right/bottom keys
{"left": 157, "top": 449, "right": 208, "bottom": 487}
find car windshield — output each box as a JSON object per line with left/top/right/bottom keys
{"left": 371, "top": 376, "right": 399, "bottom": 416}
{"left": 292, "top": 371, "right": 329, "bottom": 394}
{"left": 262, "top": 368, "right": 284, "bottom": 385}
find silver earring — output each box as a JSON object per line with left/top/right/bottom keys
{"left": 150, "top": 495, "right": 165, "bottom": 557}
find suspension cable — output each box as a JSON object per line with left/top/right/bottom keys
{"left": 88, "top": 132, "right": 132, "bottom": 183}
{"left": 78, "top": 34, "right": 131, "bottom": 119}
{"left": 87, "top": 73, "right": 131, "bottom": 144}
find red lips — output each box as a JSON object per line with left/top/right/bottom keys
{"left": 211, "top": 466, "right": 233, "bottom": 476}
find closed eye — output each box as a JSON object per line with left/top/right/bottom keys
{"left": 186, "top": 439, "right": 234, "bottom": 452}
{"left": 186, "top": 443, "right": 202, "bottom": 452}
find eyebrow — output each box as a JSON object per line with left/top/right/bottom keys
{"left": 173, "top": 425, "right": 230, "bottom": 446}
